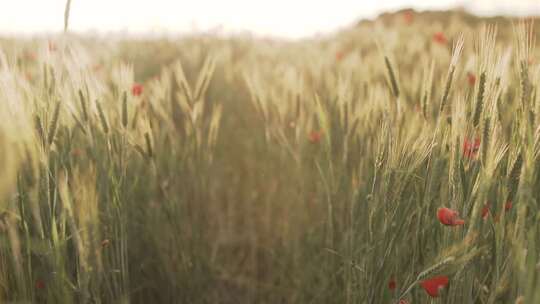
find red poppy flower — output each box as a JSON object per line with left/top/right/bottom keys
{"left": 131, "top": 83, "right": 143, "bottom": 97}
{"left": 467, "top": 72, "right": 476, "bottom": 86}
{"left": 48, "top": 41, "right": 57, "bottom": 52}
{"left": 399, "top": 299, "right": 409, "bottom": 304}
{"left": 35, "top": 279, "right": 46, "bottom": 290}
{"left": 335, "top": 51, "right": 345, "bottom": 62}
{"left": 481, "top": 204, "right": 490, "bottom": 220}
{"left": 420, "top": 275, "right": 449, "bottom": 298}
{"left": 433, "top": 32, "right": 448, "bottom": 45}
{"left": 388, "top": 278, "right": 397, "bottom": 291}
{"left": 101, "top": 239, "right": 111, "bottom": 248}
{"left": 403, "top": 11, "right": 414, "bottom": 24}
{"left": 309, "top": 130, "right": 323, "bottom": 144}
{"left": 504, "top": 201, "right": 512, "bottom": 211}
{"left": 25, "top": 51, "right": 37, "bottom": 62}
{"left": 71, "top": 148, "right": 83, "bottom": 157}
{"left": 463, "top": 138, "right": 480, "bottom": 158}
{"left": 437, "top": 207, "right": 465, "bottom": 226}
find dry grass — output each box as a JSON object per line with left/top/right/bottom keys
{"left": 0, "top": 9, "right": 539, "bottom": 303}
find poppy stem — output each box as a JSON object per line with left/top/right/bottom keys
{"left": 397, "top": 281, "right": 418, "bottom": 303}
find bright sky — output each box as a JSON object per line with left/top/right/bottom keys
{"left": 1, "top": 0, "right": 540, "bottom": 38}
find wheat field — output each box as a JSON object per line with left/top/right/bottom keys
{"left": 1, "top": 9, "right": 540, "bottom": 303}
